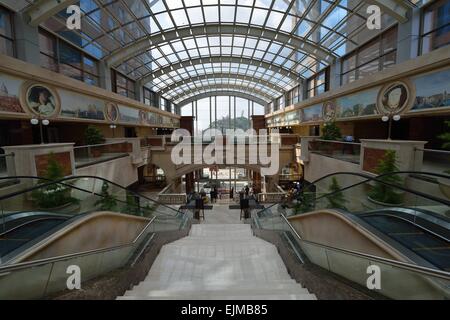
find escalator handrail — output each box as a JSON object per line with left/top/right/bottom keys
{"left": 0, "top": 215, "right": 156, "bottom": 271}
{"left": 0, "top": 217, "right": 68, "bottom": 237}
{"left": 277, "top": 213, "right": 450, "bottom": 281}
{"left": 0, "top": 175, "right": 182, "bottom": 216}
{"left": 257, "top": 171, "right": 450, "bottom": 216}
{"left": 359, "top": 212, "right": 450, "bottom": 242}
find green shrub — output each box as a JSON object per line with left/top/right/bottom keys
{"left": 85, "top": 126, "right": 105, "bottom": 145}
{"left": 321, "top": 122, "right": 342, "bottom": 141}
{"left": 325, "top": 177, "right": 347, "bottom": 210}
{"left": 95, "top": 181, "right": 117, "bottom": 211}
{"left": 368, "top": 150, "right": 403, "bottom": 205}
{"left": 32, "top": 153, "right": 78, "bottom": 209}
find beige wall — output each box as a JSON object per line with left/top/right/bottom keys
{"left": 76, "top": 156, "right": 138, "bottom": 187}
{"left": 304, "top": 153, "right": 360, "bottom": 183}
{"left": 288, "top": 210, "right": 408, "bottom": 261}
{"left": 14, "top": 212, "right": 150, "bottom": 263}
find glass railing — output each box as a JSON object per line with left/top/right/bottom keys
{"left": 253, "top": 212, "right": 450, "bottom": 299}
{"left": 280, "top": 172, "right": 450, "bottom": 221}
{"left": 308, "top": 139, "right": 361, "bottom": 164}
{"left": 414, "top": 148, "right": 450, "bottom": 176}
{"left": 0, "top": 216, "right": 160, "bottom": 299}
{"left": 0, "top": 152, "right": 14, "bottom": 178}
{"left": 0, "top": 176, "right": 188, "bottom": 264}
{"left": 73, "top": 142, "right": 133, "bottom": 169}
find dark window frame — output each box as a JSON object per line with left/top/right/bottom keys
{"left": 307, "top": 67, "right": 330, "bottom": 99}
{"left": 111, "top": 69, "right": 135, "bottom": 99}
{"left": 38, "top": 28, "right": 99, "bottom": 86}
{"left": 419, "top": 0, "right": 450, "bottom": 55}
{"left": 340, "top": 25, "right": 398, "bottom": 86}
{"left": 0, "top": 5, "right": 15, "bottom": 57}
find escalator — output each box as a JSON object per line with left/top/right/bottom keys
{"left": 253, "top": 171, "right": 450, "bottom": 299}
{"left": 0, "top": 175, "right": 191, "bottom": 299}
{"left": 0, "top": 213, "right": 71, "bottom": 257}
{"left": 358, "top": 212, "right": 450, "bottom": 271}
{"left": 284, "top": 171, "right": 450, "bottom": 270}
{"left": 0, "top": 175, "right": 189, "bottom": 264}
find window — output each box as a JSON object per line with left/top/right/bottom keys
{"left": 0, "top": 6, "right": 14, "bottom": 57}
{"left": 38, "top": 28, "right": 99, "bottom": 86}
{"left": 112, "top": 69, "right": 135, "bottom": 99}
{"left": 160, "top": 97, "right": 171, "bottom": 113}
{"left": 341, "top": 26, "right": 397, "bottom": 85}
{"left": 286, "top": 85, "right": 302, "bottom": 106}
{"left": 277, "top": 96, "right": 284, "bottom": 110}
{"left": 144, "top": 87, "right": 159, "bottom": 108}
{"left": 307, "top": 67, "right": 329, "bottom": 98}
{"left": 421, "top": 0, "right": 450, "bottom": 54}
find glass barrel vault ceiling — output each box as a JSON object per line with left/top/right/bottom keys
{"left": 24, "top": 0, "right": 422, "bottom": 105}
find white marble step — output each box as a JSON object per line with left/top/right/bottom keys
{"left": 117, "top": 223, "right": 317, "bottom": 300}
{"left": 130, "top": 279, "right": 299, "bottom": 291}
{"left": 124, "top": 287, "right": 311, "bottom": 298}
{"left": 117, "top": 293, "right": 317, "bottom": 300}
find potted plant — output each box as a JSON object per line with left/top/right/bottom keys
{"left": 325, "top": 177, "right": 347, "bottom": 210}
{"left": 32, "top": 154, "right": 79, "bottom": 211}
{"left": 320, "top": 122, "right": 342, "bottom": 154}
{"left": 368, "top": 150, "right": 404, "bottom": 206}
{"left": 437, "top": 121, "right": 450, "bottom": 198}
{"left": 95, "top": 181, "right": 118, "bottom": 211}
{"left": 84, "top": 126, "right": 105, "bottom": 158}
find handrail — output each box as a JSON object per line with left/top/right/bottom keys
{"left": 415, "top": 147, "right": 450, "bottom": 155}
{"left": 256, "top": 171, "right": 450, "bottom": 216}
{"left": 0, "top": 216, "right": 156, "bottom": 272}
{"left": 278, "top": 213, "right": 450, "bottom": 280}
{"left": 0, "top": 153, "right": 14, "bottom": 158}
{"left": 312, "top": 139, "right": 361, "bottom": 146}
{"left": 310, "top": 171, "right": 450, "bottom": 207}
{"left": 0, "top": 175, "right": 183, "bottom": 216}
{"left": 73, "top": 141, "right": 131, "bottom": 150}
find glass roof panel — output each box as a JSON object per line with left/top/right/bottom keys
{"left": 30, "top": 0, "right": 422, "bottom": 102}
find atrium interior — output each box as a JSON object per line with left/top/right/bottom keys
{"left": 0, "top": 0, "right": 449, "bottom": 301}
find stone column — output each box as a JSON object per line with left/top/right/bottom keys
{"left": 360, "top": 139, "right": 427, "bottom": 174}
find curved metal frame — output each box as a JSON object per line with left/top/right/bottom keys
{"left": 177, "top": 91, "right": 268, "bottom": 107}
{"left": 160, "top": 73, "right": 285, "bottom": 96}
{"left": 106, "top": 24, "right": 336, "bottom": 67}
{"left": 170, "top": 83, "right": 274, "bottom": 104}
{"left": 141, "top": 56, "right": 300, "bottom": 85}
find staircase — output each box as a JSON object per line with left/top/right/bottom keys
{"left": 118, "top": 224, "right": 316, "bottom": 300}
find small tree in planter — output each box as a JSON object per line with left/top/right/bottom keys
{"left": 95, "top": 181, "right": 117, "bottom": 211}
{"left": 321, "top": 122, "right": 342, "bottom": 141}
{"left": 325, "top": 177, "right": 347, "bottom": 210}
{"left": 368, "top": 150, "right": 403, "bottom": 205}
{"left": 320, "top": 122, "right": 342, "bottom": 155}
{"left": 84, "top": 126, "right": 105, "bottom": 158}
{"left": 32, "top": 153, "right": 78, "bottom": 210}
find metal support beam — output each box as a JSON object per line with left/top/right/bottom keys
{"left": 171, "top": 83, "right": 273, "bottom": 104}
{"left": 106, "top": 24, "right": 336, "bottom": 67}
{"left": 177, "top": 91, "right": 269, "bottom": 107}
{"left": 23, "top": 0, "right": 79, "bottom": 27}
{"left": 366, "top": 0, "right": 412, "bottom": 23}
{"left": 160, "top": 73, "right": 285, "bottom": 96}
{"left": 141, "top": 56, "right": 299, "bottom": 84}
